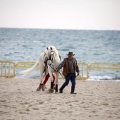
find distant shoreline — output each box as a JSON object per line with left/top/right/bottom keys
{"left": 0, "top": 27, "right": 120, "bottom": 31}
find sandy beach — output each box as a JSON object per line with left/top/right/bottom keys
{"left": 0, "top": 78, "right": 120, "bottom": 120}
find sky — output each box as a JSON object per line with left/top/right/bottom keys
{"left": 0, "top": 0, "right": 120, "bottom": 30}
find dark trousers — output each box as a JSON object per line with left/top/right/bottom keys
{"left": 60, "top": 73, "right": 76, "bottom": 90}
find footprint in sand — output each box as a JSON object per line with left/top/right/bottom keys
{"left": 32, "top": 108, "right": 39, "bottom": 110}
{"left": 19, "top": 111, "right": 27, "bottom": 114}
{"left": 39, "top": 101, "right": 44, "bottom": 104}
{"left": 103, "top": 103, "right": 109, "bottom": 106}
{"left": 92, "top": 110, "right": 96, "bottom": 113}
{"left": 0, "top": 111, "right": 8, "bottom": 114}
{"left": 112, "top": 104, "right": 119, "bottom": 108}
{"left": 1, "top": 104, "right": 9, "bottom": 107}
{"left": 0, "top": 100, "right": 6, "bottom": 102}
{"left": 51, "top": 107, "right": 57, "bottom": 110}
{"left": 26, "top": 108, "right": 30, "bottom": 112}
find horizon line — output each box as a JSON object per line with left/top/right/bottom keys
{"left": 0, "top": 27, "right": 120, "bottom": 31}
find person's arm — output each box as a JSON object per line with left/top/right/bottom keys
{"left": 56, "top": 59, "right": 65, "bottom": 71}
{"left": 76, "top": 60, "right": 80, "bottom": 76}
{"left": 76, "top": 65, "right": 79, "bottom": 72}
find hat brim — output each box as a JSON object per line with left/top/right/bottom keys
{"left": 67, "top": 54, "right": 75, "bottom": 56}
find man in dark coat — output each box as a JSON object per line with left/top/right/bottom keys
{"left": 56, "top": 52, "right": 79, "bottom": 94}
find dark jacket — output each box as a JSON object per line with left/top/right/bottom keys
{"left": 57, "top": 57, "right": 79, "bottom": 77}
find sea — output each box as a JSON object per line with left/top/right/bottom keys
{"left": 0, "top": 28, "right": 120, "bottom": 80}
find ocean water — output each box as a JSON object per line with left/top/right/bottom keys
{"left": 0, "top": 28, "right": 120, "bottom": 80}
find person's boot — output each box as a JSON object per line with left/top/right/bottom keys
{"left": 59, "top": 84, "right": 66, "bottom": 93}
{"left": 71, "top": 86, "right": 77, "bottom": 94}
{"left": 59, "top": 88, "right": 63, "bottom": 93}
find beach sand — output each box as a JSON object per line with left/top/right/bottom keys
{"left": 0, "top": 78, "right": 120, "bottom": 120}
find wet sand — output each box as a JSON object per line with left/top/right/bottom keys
{"left": 0, "top": 78, "right": 120, "bottom": 120}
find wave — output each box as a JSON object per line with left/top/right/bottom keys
{"left": 15, "top": 71, "right": 120, "bottom": 81}
{"left": 88, "top": 75, "right": 120, "bottom": 80}
{"left": 4, "top": 53, "right": 13, "bottom": 56}
{"left": 33, "top": 41, "right": 40, "bottom": 43}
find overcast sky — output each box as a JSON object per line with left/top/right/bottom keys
{"left": 0, "top": 0, "right": 120, "bottom": 30}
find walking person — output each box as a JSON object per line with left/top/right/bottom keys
{"left": 56, "top": 52, "right": 79, "bottom": 94}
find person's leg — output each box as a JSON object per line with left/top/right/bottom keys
{"left": 70, "top": 73, "right": 76, "bottom": 94}
{"left": 59, "top": 73, "right": 71, "bottom": 93}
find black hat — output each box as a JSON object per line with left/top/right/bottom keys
{"left": 67, "top": 52, "right": 75, "bottom": 56}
